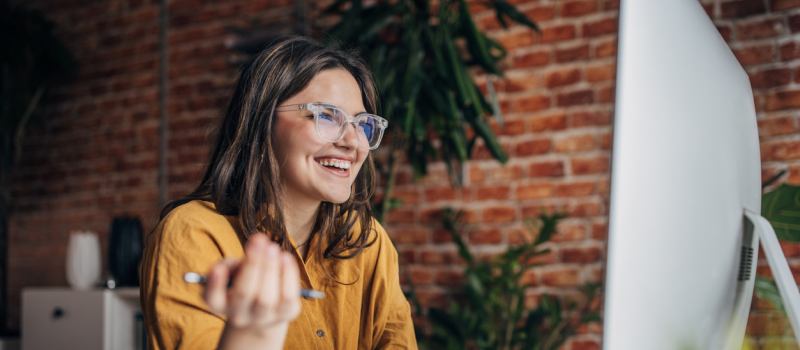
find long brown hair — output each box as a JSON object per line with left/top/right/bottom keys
{"left": 161, "top": 36, "right": 378, "bottom": 261}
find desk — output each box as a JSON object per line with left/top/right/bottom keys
{"left": 22, "top": 288, "right": 142, "bottom": 350}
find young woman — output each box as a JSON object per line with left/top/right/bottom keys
{"left": 140, "top": 36, "right": 417, "bottom": 350}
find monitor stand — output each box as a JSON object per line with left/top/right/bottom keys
{"left": 726, "top": 210, "right": 800, "bottom": 348}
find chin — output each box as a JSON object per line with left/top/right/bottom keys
{"left": 321, "top": 189, "right": 353, "bottom": 204}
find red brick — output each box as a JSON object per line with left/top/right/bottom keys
{"left": 749, "top": 68, "right": 792, "bottom": 89}
{"left": 505, "top": 74, "right": 540, "bottom": 92}
{"left": 602, "top": 0, "right": 620, "bottom": 10}
{"left": 545, "top": 68, "right": 582, "bottom": 87}
{"left": 520, "top": 271, "right": 540, "bottom": 286}
{"left": 513, "top": 51, "right": 550, "bottom": 68}
{"left": 781, "top": 42, "right": 800, "bottom": 61}
{"left": 472, "top": 142, "right": 511, "bottom": 161}
{"left": 469, "top": 166, "right": 485, "bottom": 183}
{"left": 571, "top": 340, "right": 601, "bottom": 350}
{"left": 542, "top": 267, "right": 581, "bottom": 287}
{"left": 597, "top": 85, "right": 615, "bottom": 103}
{"left": 476, "top": 185, "right": 510, "bottom": 200}
{"left": 721, "top": 0, "right": 766, "bottom": 18}
{"left": 387, "top": 209, "right": 415, "bottom": 224}
{"left": 555, "top": 44, "right": 590, "bottom": 63}
{"left": 539, "top": 24, "right": 576, "bottom": 43}
{"left": 482, "top": 207, "right": 516, "bottom": 223}
{"left": 424, "top": 186, "right": 456, "bottom": 201}
{"left": 758, "top": 116, "right": 795, "bottom": 136}
{"left": 469, "top": 228, "right": 502, "bottom": 244}
{"left": 737, "top": 17, "right": 785, "bottom": 40}
{"left": 562, "top": 246, "right": 603, "bottom": 263}
{"left": 594, "top": 39, "right": 617, "bottom": 58}
{"left": 432, "top": 229, "right": 454, "bottom": 244}
{"left": 557, "top": 90, "right": 594, "bottom": 107}
{"left": 790, "top": 14, "right": 800, "bottom": 33}
{"left": 572, "top": 110, "right": 612, "bottom": 127}
{"left": 746, "top": 312, "right": 787, "bottom": 336}
{"left": 772, "top": 0, "right": 800, "bottom": 10}
{"left": 555, "top": 182, "right": 595, "bottom": 197}
{"left": 421, "top": 249, "right": 461, "bottom": 265}
{"left": 530, "top": 113, "right": 568, "bottom": 132}
{"left": 529, "top": 161, "right": 565, "bottom": 178}
{"left": 764, "top": 90, "right": 800, "bottom": 111}
{"left": 591, "top": 221, "right": 608, "bottom": 239}
{"left": 733, "top": 44, "right": 776, "bottom": 66}
{"left": 516, "top": 94, "right": 551, "bottom": 112}
{"left": 392, "top": 188, "right": 419, "bottom": 205}
{"left": 407, "top": 267, "right": 433, "bottom": 285}
{"left": 583, "top": 18, "right": 618, "bottom": 37}
{"left": 496, "top": 30, "right": 535, "bottom": 50}
{"left": 388, "top": 228, "right": 428, "bottom": 244}
{"left": 415, "top": 290, "right": 448, "bottom": 308}
{"left": 522, "top": 5, "right": 556, "bottom": 22}
{"left": 571, "top": 156, "right": 609, "bottom": 175}
{"left": 486, "top": 165, "right": 523, "bottom": 181}
{"left": 555, "top": 134, "right": 595, "bottom": 152}
{"left": 420, "top": 208, "right": 444, "bottom": 224}
{"left": 517, "top": 183, "right": 553, "bottom": 199}
{"left": 781, "top": 241, "right": 800, "bottom": 258}
{"left": 561, "top": 0, "right": 597, "bottom": 17}
{"left": 570, "top": 201, "right": 604, "bottom": 217}
{"left": 761, "top": 140, "right": 800, "bottom": 161}
{"left": 599, "top": 131, "right": 613, "bottom": 150}
{"left": 435, "top": 270, "right": 465, "bottom": 286}
{"left": 586, "top": 63, "right": 616, "bottom": 82}
{"left": 477, "top": 16, "right": 503, "bottom": 31}
{"left": 515, "top": 139, "right": 552, "bottom": 156}
{"left": 717, "top": 25, "right": 733, "bottom": 41}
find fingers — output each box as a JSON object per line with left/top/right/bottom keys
{"left": 254, "top": 243, "right": 282, "bottom": 318}
{"left": 227, "top": 233, "right": 270, "bottom": 325}
{"left": 204, "top": 259, "right": 240, "bottom": 314}
{"left": 279, "top": 252, "right": 302, "bottom": 319}
{"left": 202, "top": 232, "right": 302, "bottom": 329}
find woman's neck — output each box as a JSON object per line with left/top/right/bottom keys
{"left": 281, "top": 195, "right": 320, "bottom": 248}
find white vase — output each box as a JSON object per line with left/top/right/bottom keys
{"left": 66, "top": 231, "right": 101, "bottom": 290}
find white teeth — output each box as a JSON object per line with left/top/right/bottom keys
{"left": 317, "top": 159, "right": 351, "bottom": 169}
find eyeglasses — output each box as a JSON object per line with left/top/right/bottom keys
{"left": 276, "top": 103, "right": 388, "bottom": 150}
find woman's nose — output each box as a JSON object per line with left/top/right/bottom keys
{"left": 335, "top": 122, "right": 360, "bottom": 149}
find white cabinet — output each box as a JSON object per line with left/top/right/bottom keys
{"left": 22, "top": 288, "right": 142, "bottom": 350}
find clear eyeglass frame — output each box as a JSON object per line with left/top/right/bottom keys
{"left": 276, "top": 102, "right": 388, "bottom": 150}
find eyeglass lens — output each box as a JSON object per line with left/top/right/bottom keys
{"left": 317, "top": 106, "right": 380, "bottom": 148}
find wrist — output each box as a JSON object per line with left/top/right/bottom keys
{"left": 217, "top": 322, "right": 290, "bottom": 350}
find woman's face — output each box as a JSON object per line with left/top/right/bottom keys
{"left": 273, "top": 69, "right": 369, "bottom": 206}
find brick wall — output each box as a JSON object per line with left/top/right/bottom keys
{"left": 7, "top": 0, "right": 302, "bottom": 331}
{"left": 386, "top": 1, "right": 618, "bottom": 348}
{"left": 703, "top": 0, "right": 800, "bottom": 347}
{"left": 9, "top": 0, "right": 800, "bottom": 348}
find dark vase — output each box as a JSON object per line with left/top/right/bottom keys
{"left": 108, "top": 216, "right": 144, "bottom": 287}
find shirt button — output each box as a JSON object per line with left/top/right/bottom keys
{"left": 316, "top": 329, "right": 325, "bottom": 337}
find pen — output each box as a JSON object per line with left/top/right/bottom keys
{"left": 184, "top": 272, "right": 325, "bottom": 299}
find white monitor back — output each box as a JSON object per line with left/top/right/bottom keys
{"left": 603, "top": 0, "right": 761, "bottom": 349}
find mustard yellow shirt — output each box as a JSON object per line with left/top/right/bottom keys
{"left": 140, "top": 200, "right": 417, "bottom": 350}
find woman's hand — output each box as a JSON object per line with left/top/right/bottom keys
{"left": 203, "top": 233, "right": 301, "bottom": 350}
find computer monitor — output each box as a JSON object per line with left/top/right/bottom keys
{"left": 603, "top": 0, "right": 800, "bottom": 349}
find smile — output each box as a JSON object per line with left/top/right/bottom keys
{"left": 315, "top": 158, "right": 351, "bottom": 169}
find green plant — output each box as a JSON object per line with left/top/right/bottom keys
{"left": 418, "top": 209, "right": 602, "bottom": 350}
{"left": 323, "top": 0, "right": 539, "bottom": 222}
{"left": 0, "top": 5, "right": 77, "bottom": 334}
{"left": 752, "top": 173, "right": 800, "bottom": 312}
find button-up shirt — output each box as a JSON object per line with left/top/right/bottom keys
{"left": 140, "top": 200, "right": 417, "bottom": 349}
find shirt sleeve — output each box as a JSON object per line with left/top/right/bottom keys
{"left": 140, "top": 205, "right": 243, "bottom": 350}
{"left": 371, "top": 222, "right": 419, "bottom": 350}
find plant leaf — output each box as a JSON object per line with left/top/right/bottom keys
{"left": 762, "top": 183, "right": 800, "bottom": 241}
